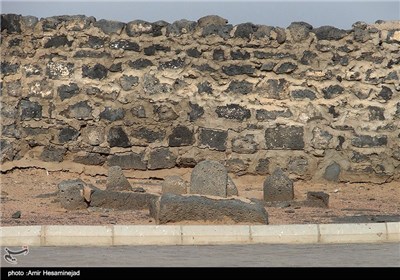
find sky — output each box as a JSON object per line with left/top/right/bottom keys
{"left": 1, "top": 0, "right": 399, "bottom": 29}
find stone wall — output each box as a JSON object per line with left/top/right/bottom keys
{"left": 1, "top": 14, "right": 399, "bottom": 183}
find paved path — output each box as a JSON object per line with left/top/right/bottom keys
{"left": 1, "top": 243, "right": 399, "bottom": 267}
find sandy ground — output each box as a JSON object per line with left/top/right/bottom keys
{"left": 1, "top": 168, "right": 399, "bottom": 226}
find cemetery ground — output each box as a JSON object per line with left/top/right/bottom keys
{"left": 1, "top": 167, "right": 399, "bottom": 226}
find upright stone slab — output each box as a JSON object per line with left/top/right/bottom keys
{"left": 106, "top": 166, "right": 132, "bottom": 191}
{"left": 57, "top": 179, "right": 87, "bottom": 210}
{"left": 263, "top": 168, "right": 294, "bottom": 202}
{"left": 162, "top": 175, "right": 188, "bottom": 195}
{"left": 190, "top": 160, "right": 227, "bottom": 197}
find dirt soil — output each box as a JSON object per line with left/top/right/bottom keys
{"left": 1, "top": 168, "right": 399, "bottom": 226}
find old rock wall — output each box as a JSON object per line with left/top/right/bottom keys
{"left": 1, "top": 14, "right": 399, "bottom": 183}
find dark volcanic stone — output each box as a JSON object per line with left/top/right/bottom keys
{"left": 128, "top": 59, "right": 153, "bottom": 69}
{"left": 190, "top": 160, "right": 228, "bottom": 197}
{"left": 107, "top": 127, "right": 130, "bottom": 148}
{"left": 300, "top": 51, "right": 317, "bottom": 65}
{"left": 312, "top": 26, "right": 348, "bottom": 40}
{"left": 197, "top": 81, "right": 213, "bottom": 94}
{"left": 213, "top": 49, "right": 225, "bottom": 61}
{"left": 93, "top": 19, "right": 125, "bottom": 34}
{"left": 1, "top": 62, "right": 19, "bottom": 76}
{"left": 256, "top": 109, "right": 292, "bottom": 120}
{"left": 322, "top": 85, "right": 344, "bottom": 99}
{"left": 73, "top": 153, "right": 106, "bottom": 166}
{"left": 148, "top": 148, "right": 176, "bottom": 170}
{"left": 378, "top": 86, "right": 393, "bottom": 101}
{"left": 82, "top": 64, "right": 108, "bottom": 80}
{"left": 288, "top": 21, "right": 313, "bottom": 41}
{"left": 351, "top": 135, "right": 387, "bottom": 147}
{"left": 58, "top": 83, "right": 79, "bottom": 101}
{"left": 306, "top": 191, "right": 330, "bottom": 208}
{"left": 151, "top": 193, "right": 268, "bottom": 224}
{"left": 166, "top": 19, "right": 196, "bottom": 35}
{"left": 107, "top": 153, "right": 147, "bottom": 170}
{"left": 216, "top": 104, "right": 251, "bottom": 121}
{"left": 159, "top": 58, "right": 185, "bottom": 70}
{"left": 154, "top": 105, "right": 178, "bottom": 121}
{"left": 291, "top": 89, "right": 316, "bottom": 100}
{"left": 263, "top": 168, "right": 294, "bottom": 202}
{"left": 59, "top": 126, "right": 79, "bottom": 143}
{"left": 169, "top": 126, "right": 194, "bottom": 147}
{"left": 368, "top": 106, "right": 385, "bottom": 121}
{"left": 222, "top": 64, "right": 254, "bottom": 76}
{"left": 256, "top": 158, "right": 270, "bottom": 175}
{"left": 323, "top": 162, "right": 341, "bottom": 181}
{"left": 186, "top": 48, "right": 202, "bottom": 58}
{"left": 87, "top": 36, "right": 104, "bottom": 49}
{"left": 202, "top": 24, "right": 233, "bottom": 39}
{"left": 73, "top": 50, "right": 109, "bottom": 58}
{"left": 232, "top": 134, "right": 258, "bottom": 154}
{"left": 65, "top": 101, "right": 92, "bottom": 120}
{"left": 91, "top": 190, "right": 157, "bottom": 210}
{"left": 109, "top": 40, "right": 140, "bottom": 51}
{"left": 133, "top": 127, "right": 165, "bottom": 143}
{"left": 57, "top": 179, "right": 87, "bottom": 210}
{"left": 234, "top": 22, "right": 258, "bottom": 39}
{"left": 109, "top": 63, "right": 122, "bottom": 72}
{"left": 40, "top": 146, "right": 66, "bottom": 162}
{"left": 199, "top": 128, "right": 228, "bottom": 151}
{"left": 20, "top": 99, "right": 42, "bottom": 120}
{"left": 274, "top": 62, "right": 297, "bottom": 74}
{"left": 188, "top": 102, "right": 204, "bottom": 121}
{"left": 100, "top": 107, "right": 125, "bottom": 121}
{"left": 1, "top": 14, "right": 21, "bottom": 33}
{"left": 226, "top": 80, "right": 253, "bottom": 95}
{"left": 265, "top": 126, "right": 304, "bottom": 150}
{"left": 120, "top": 75, "right": 139, "bottom": 90}
{"left": 44, "top": 35, "right": 73, "bottom": 48}
{"left": 230, "top": 50, "right": 250, "bottom": 60}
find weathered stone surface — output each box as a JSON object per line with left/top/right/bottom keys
{"left": 126, "top": 20, "right": 152, "bottom": 37}
{"left": 216, "top": 104, "right": 251, "bottom": 121}
{"left": 232, "top": 134, "right": 258, "bottom": 154}
{"left": 154, "top": 105, "right": 178, "bottom": 121}
{"left": 222, "top": 64, "right": 254, "bottom": 76}
{"left": 110, "top": 40, "right": 140, "bottom": 51}
{"left": 20, "top": 100, "right": 42, "bottom": 120}
{"left": 378, "top": 86, "right": 393, "bottom": 101}
{"left": 186, "top": 48, "right": 202, "bottom": 58}
{"left": 148, "top": 148, "right": 176, "bottom": 170}
{"left": 288, "top": 21, "right": 313, "bottom": 41}
{"left": 168, "top": 126, "right": 193, "bottom": 147}
{"left": 226, "top": 158, "right": 247, "bottom": 174}
{"left": 82, "top": 126, "right": 104, "bottom": 146}
{"left": 274, "top": 62, "right": 297, "bottom": 74}
{"left": 40, "top": 146, "right": 66, "bottom": 162}
{"left": 188, "top": 102, "right": 204, "bottom": 121}
{"left": 106, "top": 166, "right": 132, "bottom": 191}
{"left": 256, "top": 109, "right": 292, "bottom": 120}
{"left": 1, "top": 14, "right": 21, "bottom": 33}
{"left": 85, "top": 36, "right": 104, "bottom": 49}
{"left": 230, "top": 50, "right": 250, "bottom": 60}
{"left": 58, "top": 179, "right": 87, "bottom": 210}
{"left": 260, "top": 62, "right": 276, "bottom": 72}
{"left": 259, "top": 78, "right": 288, "bottom": 99}
{"left": 300, "top": 50, "right": 317, "bottom": 65}
{"left": 274, "top": 27, "right": 287, "bottom": 43}
{"left": 119, "top": 75, "right": 139, "bottom": 90}
{"left": 91, "top": 190, "right": 158, "bottom": 210}
{"left": 82, "top": 64, "right": 108, "bottom": 80}
{"left": 58, "top": 83, "right": 79, "bottom": 101}
{"left": 59, "top": 126, "right": 79, "bottom": 143}
{"left": 368, "top": 106, "right": 385, "bottom": 121}
{"left": 312, "top": 26, "right": 348, "bottom": 40}
{"left": 351, "top": 135, "right": 387, "bottom": 147}
{"left": 291, "top": 89, "right": 316, "bottom": 100}
{"left": 323, "top": 162, "right": 341, "bottom": 181}
{"left": 311, "top": 127, "right": 333, "bottom": 149}
{"left": 143, "top": 74, "right": 171, "bottom": 95}
{"left": 198, "top": 15, "right": 228, "bottom": 27}
{"left": 93, "top": 19, "right": 125, "bottom": 34}
{"left": 166, "top": 19, "right": 196, "bottom": 35}
{"left": 197, "top": 81, "right": 213, "bottom": 94}
{"left": 109, "top": 62, "right": 122, "bottom": 72}
{"left": 64, "top": 101, "right": 92, "bottom": 120}
{"left": 306, "top": 191, "right": 329, "bottom": 208}
{"left": 108, "top": 153, "right": 147, "bottom": 170}
{"left": 133, "top": 127, "right": 164, "bottom": 143}
{"left": 234, "top": 22, "right": 258, "bottom": 39}
{"left": 107, "top": 127, "right": 130, "bottom": 148}
{"left": 4, "top": 80, "right": 21, "bottom": 97}
{"left": 46, "top": 62, "right": 74, "bottom": 79}
{"left": 73, "top": 153, "right": 106, "bottom": 166}
{"left": 131, "top": 106, "right": 146, "bottom": 118}
{"left": 0, "top": 139, "right": 14, "bottom": 162}
{"left": 44, "top": 35, "right": 73, "bottom": 48}
{"left": 100, "top": 107, "right": 125, "bottom": 121}
{"left": 1, "top": 62, "right": 19, "bottom": 76}
{"left": 190, "top": 160, "right": 228, "bottom": 197}
{"left": 263, "top": 168, "right": 294, "bottom": 202}
{"left": 21, "top": 15, "right": 38, "bottom": 29}
{"left": 162, "top": 175, "right": 188, "bottom": 195}
{"left": 202, "top": 24, "right": 233, "bottom": 39}
{"left": 213, "top": 49, "right": 225, "bottom": 61}
{"left": 199, "top": 128, "right": 227, "bottom": 151}
{"left": 128, "top": 59, "right": 153, "bottom": 69}
{"left": 226, "top": 80, "right": 253, "bottom": 94}
{"left": 265, "top": 126, "right": 304, "bottom": 150}
{"left": 322, "top": 84, "right": 344, "bottom": 99}
{"left": 159, "top": 58, "right": 185, "bottom": 70}
{"left": 151, "top": 193, "right": 268, "bottom": 224}
{"left": 11, "top": 211, "right": 21, "bottom": 219}
{"left": 288, "top": 157, "right": 308, "bottom": 175}
{"left": 256, "top": 158, "right": 270, "bottom": 175}
{"left": 227, "top": 176, "right": 238, "bottom": 196}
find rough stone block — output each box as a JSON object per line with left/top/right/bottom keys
{"left": 190, "top": 160, "right": 228, "bottom": 197}
{"left": 107, "top": 127, "right": 130, "bottom": 148}
{"left": 232, "top": 134, "right": 258, "bottom": 154}
{"left": 40, "top": 146, "right": 66, "bottom": 162}
{"left": 306, "top": 191, "right": 329, "bottom": 208}
{"left": 148, "top": 148, "right": 176, "bottom": 170}
{"left": 199, "top": 128, "right": 227, "bottom": 151}
{"left": 58, "top": 179, "right": 87, "bottom": 210}
{"left": 162, "top": 175, "right": 188, "bottom": 195}
{"left": 168, "top": 126, "right": 194, "bottom": 147}
{"left": 216, "top": 104, "right": 251, "bottom": 121}
{"left": 151, "top": 193, "right": 268, "bottom": 224}
{"left": 263, "top": 168, "right": 294, "bottom": 202}
{"left": 106, "top": 166, "right": 132, "bottom": 191}
{"left": 265, "top": 126, "right": 304, "bottom": 150}
{"left": 91, "top": 190, "right": 158, "bottom": 210}
{"left": 107, "top": 153, "right": 147, "bottom": 170}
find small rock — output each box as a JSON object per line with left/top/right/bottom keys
{"left": 58, "top": 179, "right": 87, "bottom": 210}
{"left": 324, "top": 162, "right": 341, "bottom": 181}
{"left": 190, "top": 160, "right": 228, "bottom": 197}
{"left": 106, "top": 166, "right": 132, "bottom": 191}
{"left": 263, "top": 168, "right": 294, "bottom": 202}
{"left": 306, "top": 191, "right": 330, "bottom": 208}
{"left": 12, "top": 211, "right": 21, "bottom": 219}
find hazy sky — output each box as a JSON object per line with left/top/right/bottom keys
{"left": 1, "top": 0, "right": 399, "bottom": 29}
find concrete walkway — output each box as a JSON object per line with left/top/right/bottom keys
{"left": 1, "top": 243, "right": 399, "bottom": 267}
